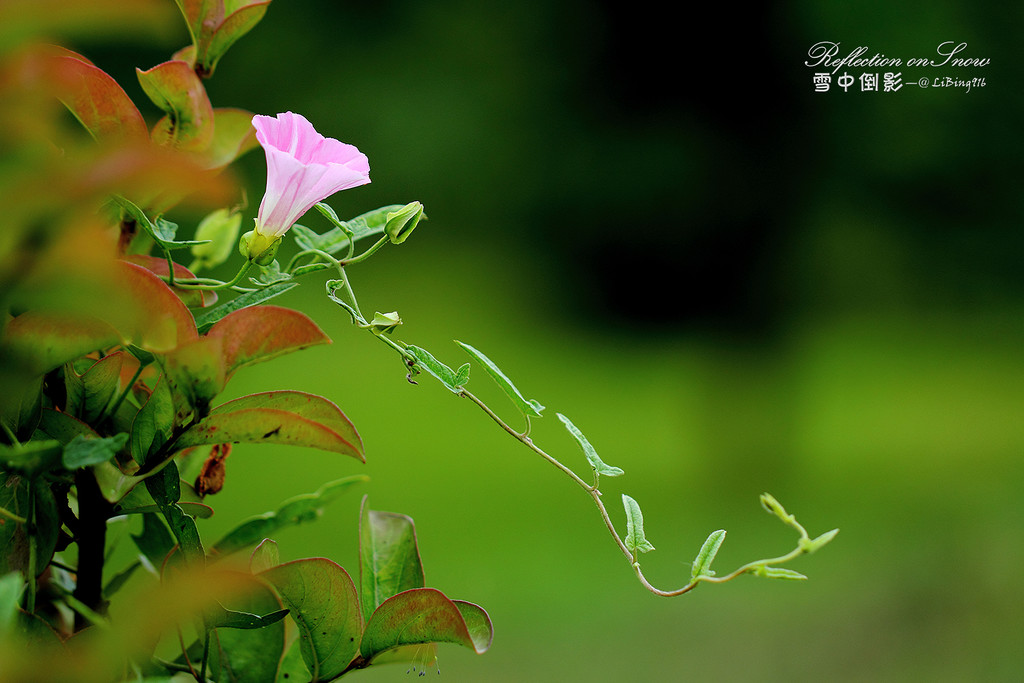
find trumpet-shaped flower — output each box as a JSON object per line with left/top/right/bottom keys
{"left": 246, "top": 112, "right": 370, "bottom": 261}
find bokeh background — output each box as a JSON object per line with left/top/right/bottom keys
{"left": 54, "top": 1, "right": 1024, "bottom": 680}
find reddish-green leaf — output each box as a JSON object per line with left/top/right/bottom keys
{"left": 1, "top": 311, "right": 120, "bottom": 375}
{"left": 175, "top": 0, "right": 271, "bottom": 77}
{"left": 162, "top": 335, "right": 227, "bottom": 411}
{"left": 136, "top": 59, "right": 214, "bottom": 151}
{"left": 260, "top": 558, "right": 362, "bottom": 682}
{"left": 173, "top": 391, "right": 364, "bottom": 461}
{"left": 112, "top": 261, "right": 198, "bottom": 352}
{"left": 206, "top": 305, "right": 330, "bottom": 378}
{"left": 359, "top": 502, "right": 425, "bottom": 624}
{"left": 47, "top": 47, "right": 147, "bottom": 142}
{"left": 360, "top": 588, "right": 493, "bottom": 661}
{"left": 124, "top": 255, "right": 217, "bottom": 307}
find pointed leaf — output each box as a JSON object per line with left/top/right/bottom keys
{"left": 188, "top": 571, "right": 288, "bottom": 683}
{"left": 112, "top": 260, "right": 199, "bottom": 352}
{"left": 303, "top": 203, "right": 405, "bottom": 255}
{"left": 62, "top": 433, "right": 129, "bottom": 469}
{"left": 162, "top": 335, "right": 227, "bottom": 411}
{"left": 136, "top": 60, "right": 214, "bottom": 151}
{"left": 114, "top": 197, "right": 210, "bottom": 250}
{"left": 456, "top": 341, "right": 544, "bottom": 417}
{"left": 0, "top": 441, "right": 63, "bottom": 477}
{"left": 174, "top": 391, "right": 364, "bottom": 461}
{"left": 690, "top": 529, "right": 726, "bottom": 580}
{"left": 206, "top": 305, "right": 331, "bottom": 378}
{"left": 212, "top": 475, "right": 368, "bottom": 556}
{"left": 556, "top": 413, "right": 623, "bottom": 477}
{"left": 260, "top": 558, "right": 362, "bottom": 682}
{"left": 249, "top": 539, "right": 279, "bottom": 574}
{"left": 756, "top": 566, "right": 809, "bottom": 581}
{"left": 360, "top": 588, "right": 492, "bottom": 661}
{"left": 622, "top": 494, "right": 655, "bottom": 556}
{"left": 359, "top": 502, "right": 425, "bottom": 624}
{"left": 144, "top": 463, "right": 205, "bottom": 566}
{"left": 194, "top": 282, "right": 300, "bottom": 333}
{"left": 176, "top": 0, "right": 271, "bottom": 77}
{"left": 803, "top": 528, "right": 840, "bottom": 554}
{"left": 405, "top": 345, "right": 468, "bottom": 394}
{"left": 129, "top": 375, "right": 175, "bottom": 465}
{"left": 115, "top": 478, "right": 213, "bottom": 519}
{"left": 1, "top": 311, "right": 120, "bottom": 375}
{"left": 47, "top": 48, "right": 147, "bottom": 142}
{"left": 124, "top": 255, "right": 217, "bottom": 307}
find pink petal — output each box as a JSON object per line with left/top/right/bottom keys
{"left": 253, "top": 112, "right": 370, "bottom": 236}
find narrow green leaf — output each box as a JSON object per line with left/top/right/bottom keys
{"left": 690, "top": 529, "right": 727, "bottom": 580}
{"left": 756, "top": 566, "right": 808, "bottom": 581}
{"left": 405, "top": 345, "right": 469, "bottom": 394}
{"left": 62, "top": 433, "right": 128, "bottom": 469}
{"left": 0, "top": 441, "right": 63, "bottom": 477}
{"left": 115, "top": 478, "right": 213, "bottom": 519}
{"left": 359, "top": 501, "right": 425, "bottom": 624}
{"left": 455, "top": 341, "right": 544, "bottom": 417}
{"left": 556, "top": 413, "right": 624, "bottom": 477}
{"left": 103, "top": 560, "right": 142, "bottom": 599}
{"left": 113, "top": 196, "right": 210, "bottom": 250}
{"left": 260, "top": 558, "right": 362, "bottom": 682}
{"left": 195, "top": 282, "right": 300, "bottom": 333}
{"left": 174, "top": 390, "right": 365, "bottom": 461}
{"left": 308, "top": 203, "right": 405, "bottom": 255}
{"left": 212, "top": 475, "right": 368, "bottom": 557}
{"left": 199, "top": 572, "right": 289, "bottom": 683}
{"left": 129, "top": 375, "right": 175, "bottom": 465}
{"left": 802, "top": 528, "right": 840, "bottom": 554}
{"left": 144, "top": 463, "right": 205, "bottom": 567}
{"left": 360, "top": 588, "right": 492, "bottom": 661}
{"left": 621, "top": 494, "right": 655, "bottom": 556}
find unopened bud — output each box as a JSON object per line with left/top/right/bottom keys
{"left": 384, "top": 201, "right": 426, "bottom": 245}
{"left": 239, "top": 224, "right": 281, "bottom": 265}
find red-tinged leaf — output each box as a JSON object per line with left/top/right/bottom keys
{"left": 1, "top": 311, "right": 120, "bottom": 375}
{"left": 136, "top": 60, "right": 214, "bottom": 151}
{"left": 176, "top": 0, "right": 271, "bottom": 77}
{"left": 163, "top": 335, "right": 226, "bottom": 412}
{"left": 359, "top": 503, "right": 425, "bottom": 624}
{"left": 173, "top": 391, "right": 364, "bottom": 461}
{"left": 260, "top": 558, "right": 362, "bottom": 682}
{"left": 47, "top": 48, "right": 148, "bottom": 143}
{"left": 359, "top": 589, "right": 493, "bottom": 662}
{"left": 203, "top": 107, "right": 259, "bottom": 169}
{"left": 124, "top": 254, "right": 217, "bottom": 307}
{"left": 206, "top": 305, "right": 330, "bottom": 378}
{"left": 111, "top": 261, "right": 199, "bottom": 352}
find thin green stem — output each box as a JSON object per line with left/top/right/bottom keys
{"left": 25, "top": 482, "right": 36, "bottom": 614}
{"left": 0, "top": 504, "right": 27, "bottom": 525}
{"left": 339, "top": 235, "right": 389, "bottom": 267}
{"left": 168, "top": 260, "right": 252, "bottom": 291}
{"left": 199, "top": 630, "right": 211, "bottom": 683}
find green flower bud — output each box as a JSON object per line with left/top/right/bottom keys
{"left": 384, "top": 201, "right": 426, "bottom": 245}
{"left": 190, "top": 208, "right": 242, "bottom": 271}
{"left": 239, "top": 224, "right": 281, "bottom": 265}
{"left": 369, "top": 310, "right": 402, "bottom": 334}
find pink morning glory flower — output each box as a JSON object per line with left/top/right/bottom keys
{"left": 245, "top": 112, "right": 370, "bottom": 261}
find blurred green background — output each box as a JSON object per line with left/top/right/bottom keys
{"left": 70, "top": 1, "right": 1024, "bottom": 680}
